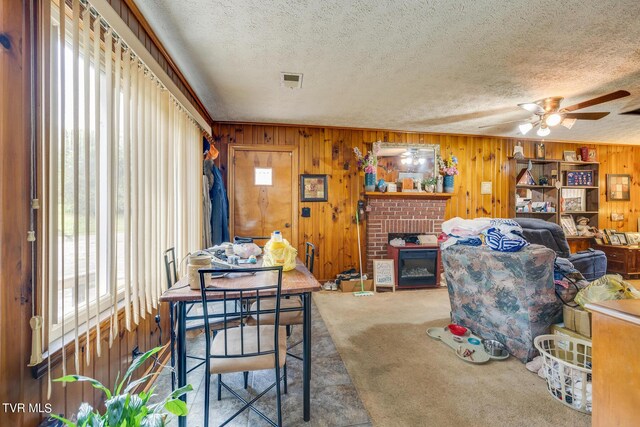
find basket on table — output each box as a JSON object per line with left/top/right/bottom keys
{"left": 533, "top": 334, "right": 592, "bottom": 414}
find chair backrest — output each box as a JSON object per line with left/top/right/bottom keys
{"left": 164, "top": 247, "right": 178, "bottom": 288}
{"left": 198, "top": 266, "right": 283, "bottom": 359}
{"left": 513, "top": 218, "right": 571, "bottom": 258}
{"left": 305, "top": 242, "right": 315, "bottom": 274}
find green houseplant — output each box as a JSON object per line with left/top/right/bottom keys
{"left": 422, "top": 177, "right": 438, "bottom": 193}
{"left": 52, "top": 347, "right": 192, "bottom": 427}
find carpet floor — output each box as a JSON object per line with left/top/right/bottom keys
{"left": 314, "top": 288, "right": 592, "bottom": 427}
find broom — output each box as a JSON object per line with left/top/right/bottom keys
{"left": 354, "top": 205, "right": 374, "bottom": 297}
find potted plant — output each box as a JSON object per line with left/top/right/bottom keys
{"left": 437, "top": 153, "right": 460, "bottom": 193}
{"left": 422, "top": 177, "right": 437, "bottom": 193}
{"left": 52, "top": 347, "right": 192, "bottom": 427}
{"left": 353, "top": 146, "right": 379, "bottom": 192}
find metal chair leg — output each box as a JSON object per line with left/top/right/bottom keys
{"left": 275, "top": 364, "right": 282, "bottom": 426}
{"left": 217, "top": 374, "right": 222, "bottom": 401}
{"left": 204, "top": 371, "right": 211, "bottom": 427}
{"left": 283, "top": 363, "right": 288, "bottom": 395}
{"left": 169, "top": 302, "right": 176, "bottom": 391}
{"left": 243, "top": 371, "right": 249, "bottom": 389}
{"left": 286, "top": 325, "right": 291, "bottom": 337}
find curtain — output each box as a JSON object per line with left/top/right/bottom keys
{"left": 40, "top": 0, "right": 203, "bottom": 397}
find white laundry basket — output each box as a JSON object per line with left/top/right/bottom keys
{"left": 534, "top": 334, "right": 593, "bottom": 414}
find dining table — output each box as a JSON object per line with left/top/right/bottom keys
{"left": 159, "top": 258, "right": 321, "bottom": 427}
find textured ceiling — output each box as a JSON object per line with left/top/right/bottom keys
{"left": 135, "top": 0, "right": 640, "bottom": 145}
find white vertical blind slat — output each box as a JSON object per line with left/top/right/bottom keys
{"left": 82, "top": 6, "right": 92, "bottom": 365}
{"left": 59, "top": 0, "right": 67, "bottom": 379}
{"left": 72, "top": 0, "right": 81, "bottom": 375}
{"left": 92, "top": 9, "right": 102, "bottom": 356}
{"left": 130, "top": 60, "right": 140, "bottom": 324}
{"left": 104, "top": 28, "right": 114, "bottom": 346}
{"left": 122, "top": 47, "right": 132, "bottom": 331}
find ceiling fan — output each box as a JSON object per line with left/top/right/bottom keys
{"left": 482, "top": 90, "right": 630, "bottom": 137}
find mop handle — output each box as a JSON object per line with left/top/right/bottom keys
{"left": 356, "top": 208, "right": 364, "bottom": 290}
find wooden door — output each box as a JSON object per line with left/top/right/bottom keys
{"left": 229, "top": 145, "right": 298, "bottom": 246}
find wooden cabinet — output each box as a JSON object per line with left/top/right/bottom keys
{"left": 586, "top": 300, "right": 640, "bottom": 427}
{"left": 511, "top": 158, "right": 600, "bottom": 237}
{"left": 592, "top": 244, "right": 640, "bottom": 278}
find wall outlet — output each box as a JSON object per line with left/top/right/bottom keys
{"left": 481, "top": 181, "right": 492, "bottom": 195}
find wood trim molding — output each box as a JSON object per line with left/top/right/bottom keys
{"left": 213, "top": 120, "right": 634, "bottom": 147}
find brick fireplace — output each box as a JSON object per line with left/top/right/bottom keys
{"left": 365, "top": 196, "right": 447, "bottom": 274}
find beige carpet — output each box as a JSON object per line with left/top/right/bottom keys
{"left": 314, "top": 289, "right": 591, "bottom": 427}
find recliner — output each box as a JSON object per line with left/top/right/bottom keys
{"left": 513, "top": 218, "right": 606, "bottom": 281}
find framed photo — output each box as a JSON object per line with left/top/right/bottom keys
{"left": 617, "top": 233, "right": 628, "bottom": 245}
{"left": 607, "top": 174, "right": 631, "bottom": 201}
{"left": 535, "top": 142, "right": 545, "bottom": 159}
{"left": 610, "top": 234, "right": 621, "bottom": 245}
{"left": 625, "top": 232, "right": 640, "bottom": 245}
{"left": 373, "top": 259, "right": 395, "bottom": 292}
{"left": 300, "top": 174, "right": 328, "bottom": 202}
{"left": 563, "top": 150, "right": 577, "bottom": 162}
{"left": 594, "top": 237, "right": 604, "bottom": 245}
{"left": 588, "top": 148, "right": 597, "bottom": 162}
{"left": 560, "top": 214, "right": 578, "bottom": 236}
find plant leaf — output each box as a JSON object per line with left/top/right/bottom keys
{"left": 76, "top": 402, "right": 95, "bottom": 426}
{"left": 164, "top": 398, "right": 188, "bottom": 416}
{"left": 140, "top": 413, "right": 164, "bottom": 427}
{"left": 118, "top": 346, "right": 163, "bottom": 395}
{"left": 49, "top": 414, "right": 76, "bottom": 427}
{"left": 105, "top": 394, "right": 127, "bottom": 426}
{"left": 124, "top": 372, "right": 155, "bottom": 394}
{"left": 169, "top": 384, "right": 193, "bottom": 400}
{"left": 54, "top": 375, "right": 112, "bottom": 400}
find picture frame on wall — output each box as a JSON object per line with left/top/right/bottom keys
{"left": 535, "top": 142, "right": 545, "bottom": 159}
{"left": 606, "top": 174, "right": 631, "bottom": 201}
{"left": 300, "top": 174, "right": 328, "bottom": 202}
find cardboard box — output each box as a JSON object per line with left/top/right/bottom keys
{"left": 339, "top": 279, "right": 373, "bottom": 292}
{"left": 563, "top": 305, "right": 592, "bottom": 338}
{"left": 550, "top": 323, "right": 592, "bottom": 364}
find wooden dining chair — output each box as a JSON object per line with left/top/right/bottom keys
{"left": 305, "top": 242, "right": 315, "bottom": 274}
{"left": 198, "top": 266, "right": 288, "bottom": 427}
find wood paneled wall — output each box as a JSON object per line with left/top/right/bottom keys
{"left": 213, "top": 123, "right": 640, "bottom": 281}
{"left": 0, "top": 2, "right": 170, "bottom": 426}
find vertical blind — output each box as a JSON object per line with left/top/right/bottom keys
{"left": 40, "top": 0, "right": 202, "bottom": 396}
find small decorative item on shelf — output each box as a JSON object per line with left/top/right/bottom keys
{"left": 354, "top": 145, "right": 379, "bottom": 192}
{"left": 437, "top": 153, "right": 459, "bottom": 193}
{"left": 436, "top": 176, "right": 443, "bottom": 193}
{"left": 539, "top": 175, "right": 549, "bottom": 186}
{"left": 422, "top": 177, "right": 437, "bottom": 193}
{"left": 535, "top": 142, "right": 545, "bottom": 159}
{"left": 377, "top": 179, "right": 387, "bottom": 193}
{"left": 580, "top": 147, "right": 589, "bottom": 163}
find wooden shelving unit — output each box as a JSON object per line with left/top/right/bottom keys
{"left": 511, "top": 158, "right": 600, "bottom": 236}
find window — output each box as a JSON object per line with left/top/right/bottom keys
{"left": 39, "top": 0, "right": 202, "bottom": 370}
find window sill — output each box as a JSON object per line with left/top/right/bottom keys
{"left": 31, "top": 301, "right": 164, "bottom": 379}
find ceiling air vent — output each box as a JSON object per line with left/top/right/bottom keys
{"left": 281, "top": 72, "right": 303, "bottom": 89}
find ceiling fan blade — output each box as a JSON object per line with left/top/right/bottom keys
{"left": 562, "top": 90, "right": 631, "bottom": 112}
{"left": 563, "top": 112, "right": 610, "bottom": 120}
{"left": 518, "top": 103, "right": 545, "bottom": 115}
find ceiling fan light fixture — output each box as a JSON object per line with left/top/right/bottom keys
{"left": 537, "top": 125, "right": 551, "bottom": 137}
{"left": 519, "top": 103, "right": 541, "bottom": 113}
{"left": 546, "top": 113, "right": 563, "bottom": 127}
{"left": 519, "top": 122, "right": 534, "bottom": 135}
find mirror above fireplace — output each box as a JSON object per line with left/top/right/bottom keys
{"left": 375, "top": 142, "right": 440, "bottom": 184}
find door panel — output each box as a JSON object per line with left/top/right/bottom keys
{"left": 230, "top": 146, "right": 297, "bottom": 245}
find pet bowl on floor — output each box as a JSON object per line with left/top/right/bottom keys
{"left": 447, "top": 324, "right": 468, "bottom": 336}
{"left": 482, "top": 339, "right": 508, "bottom": 358}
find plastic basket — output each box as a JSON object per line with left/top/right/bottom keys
{"left": 534, "top": 334, "right": 592, "bottom": 414}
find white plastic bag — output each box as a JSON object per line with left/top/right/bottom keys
{"left": 232, "top": 243, "right": 262, "bottom": 259}
{"left": 262, "top": 238, "right": 297, "bottom": 271}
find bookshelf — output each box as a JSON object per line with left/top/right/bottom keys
{"left": 511, "top": 158, "right": 600, "bottom": 237}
